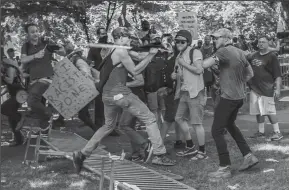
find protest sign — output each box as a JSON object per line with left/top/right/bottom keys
{"left": 177, "top": 12, "right": 198, "bottom": 40}
{"left": 43, "top": 58, "right": 99, "bottom": 119}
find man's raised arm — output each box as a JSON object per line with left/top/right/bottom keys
{"left": 119, "top": 48, "right": 157, "bottom": 76}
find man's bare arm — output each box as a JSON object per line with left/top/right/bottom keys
{"left": 126, "top": 74, "right": 144, "bottom": 87}
{"left": 203, "top": 57, "right": 217, "bottom": 69}
{"left": 119, "top": 49, "right": 156, "bottom": 76}
{"left": 244, "top": 64, "right": 254, "bottom": 82}
{"left": 129, "top": 51, "right": 149, "bottom": 62}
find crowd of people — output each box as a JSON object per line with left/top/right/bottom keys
{"left": 1, "top": 19, "right": 284, "bottom": 180}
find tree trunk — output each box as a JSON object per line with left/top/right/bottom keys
{"left": 281, "top": 1, "right": 289, "bottom": 30}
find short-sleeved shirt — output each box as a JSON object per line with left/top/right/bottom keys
{"left": 21, "top": 39, "right": 54, "bottom": 80}
{"left": 215, "top": 45, "right": 249, "bottom": 100}
{"left": 247, "top": 52, "right": 281, "bottom": 97}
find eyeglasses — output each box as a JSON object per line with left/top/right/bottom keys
{"left": 175, "top": 40, "right": 187, "bottom": 44}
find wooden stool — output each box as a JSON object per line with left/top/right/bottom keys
{"left": 22, "top": 116, "right": 55, "bottom": 167}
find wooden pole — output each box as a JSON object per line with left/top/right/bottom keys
{"left": 109, "top": 160, "right": 115, "bottom": 190}
{"left": 98, "top": 157, "right": 105, "bottom": 190}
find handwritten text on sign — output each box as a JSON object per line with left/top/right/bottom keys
{"left": 43, "top": 58, "right": 99, "bottom": 119}
{"left": 177, "top": 12, "right": 198, "bottom": 40}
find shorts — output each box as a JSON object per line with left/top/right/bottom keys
{"left": 146, "top": 91, "right": 166, "bottom": 112}
{"left": 249, "top": 90, "right": 276, "bottom": 116}
{"left": 175, "top": 90, "right": 206, "bottom": 125}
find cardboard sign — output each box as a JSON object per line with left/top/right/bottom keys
{"left": 177, "top": 12, "right": 198, "bottom": 40}
{"left": 43, "top": 58, "right": 99, "bottom": 119}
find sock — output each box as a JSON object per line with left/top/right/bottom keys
{"left": 199, "top": 145, "right": 205, "bottom": 153}
{"left": 273, "top": 123, "right": 280, "bottom": 133}
{"left": 186, "top": 140, "right": 194, "bottom": 148}
{"left": 258, "top": 123, "right": 265, "bottom": 133}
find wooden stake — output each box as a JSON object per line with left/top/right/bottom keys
{"left": 99, "top": 157, "right": 105, "bottom": 190}
{"left": 109, "top": 160, "right": 115, "bottom": 190}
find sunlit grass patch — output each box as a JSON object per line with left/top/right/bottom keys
{"left": 252, "top": 143, "right": 289, "bottom": 154}
{"left": 29, "top": 179, "right": 54, "bottom": 188}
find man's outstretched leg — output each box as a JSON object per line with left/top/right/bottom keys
{"left": 72, "top": 101, "right": 120, "bottom": 174}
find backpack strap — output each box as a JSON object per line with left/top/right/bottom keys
{"left": 97, "top": 48, "right": 116, "bottom": 71}
{"left": 189, "top": 47, "right": 196, "bottom": 65}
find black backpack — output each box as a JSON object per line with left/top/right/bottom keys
{"left": 143, "top": 52, "right": 167, "bottom": 92}
{"left": 96, "top": 49, "right": 121, "bottom": 93}
{"left": 189, "top": 48, "right": 214, "bottom": 87}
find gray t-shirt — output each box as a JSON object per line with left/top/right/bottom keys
{"left": 215, "top": 45, "right": 249, "bottom": 100}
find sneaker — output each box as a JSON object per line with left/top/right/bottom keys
{"left": 190, "top": 151, "right": 209, "bottom": 161}
{"left": 239, "top": 153, "right": 259, "bottom": 171}
{"left": 132, "top": 155, "right": 144, "bottom": 162}
{"left": 208, "top": 166, "right": 232, "bottom": 179}
{"left": 250, "top": 132, "right": 265, "bottom": 138}
{"left": 270, "top": 132, "right": 283, "bottom": 141}
{"left": 174, "top": 141, "right": 185, "bottom": 149}
{"left": 143, "top": 142, "right": 153, "bottom": 163}
{"left": 176, "top": 145, "right": 198, "bottom": 157}
{"left": 72, "top": 151, "right": 86, "bottom": 174}
{"left": 152, "top": 154, "right": 176, "bottom": 166}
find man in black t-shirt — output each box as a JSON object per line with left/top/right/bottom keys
{"left": 247, "top": 36, "right": 283, "bottom": 141}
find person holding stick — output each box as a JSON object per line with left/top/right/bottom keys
{"left": 72, "top": 27, "right": 176, "bottom": 174}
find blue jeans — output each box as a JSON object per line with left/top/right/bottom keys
{"left": 81, "top": 93, "right": 166, "bottom": 157}
{"left": 27, "top": 81, "right": 52, "bottom": 128}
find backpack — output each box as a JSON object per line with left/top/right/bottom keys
{"left": 143, "top": 52, "right": 167, "bottom": 92}
{"left": 96, "top": 49, "right": 122, "bottom": 93}
{"left": 189, "top": 48, "right": 214, "bottom": 88}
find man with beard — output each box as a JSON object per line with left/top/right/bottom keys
{"left": 171, "top": 30, "right": 207, "bottom": 160}
{"left": 18, "top": 23, "right": 66, "bottom": 132}
{"left": 202, "top": 28, "right": 258, "bottom": 180}
{"left": 72, "top": 28, "right": 176, "bottom": 174}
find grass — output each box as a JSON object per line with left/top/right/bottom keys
{"left": 1, "top": 103, "right": 289, "bottom": 190}
{"left": 148, "top": 136, "right": 289, "bottom": 190}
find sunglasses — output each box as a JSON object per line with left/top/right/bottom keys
{"left": 175, "top": 40, "right": 187, "bottom": 44}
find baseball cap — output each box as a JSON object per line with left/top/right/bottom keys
{"left": 211, "top": 28, "right": 232, "bottom": 39}
{"left": 175, "top": 30, "right": 192, "bottom": 45}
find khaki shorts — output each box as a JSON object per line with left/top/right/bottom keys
{"left": 249, "top": 90, "right": 276, "bottom": 116}
{"left": 175, "top": 90, "right": 206, "bottom": 125}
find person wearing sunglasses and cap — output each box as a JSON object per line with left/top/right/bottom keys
{"left": 202, "top": 28, "right": 258, "bottom": 180}
{"left": 171, "top": 30, "right": 207, "bottom": 160}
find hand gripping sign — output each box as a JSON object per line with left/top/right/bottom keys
{"left": 43, "top": 58, "right": 99, "bottom": 119}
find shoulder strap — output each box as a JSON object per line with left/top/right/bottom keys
{"left": 189, "top": 47, "right": 195, "bottom": 65}
{"left": 97, "top": 48, "right": 116, "bottom": 71}
{"left": 26, "top": 42, "right": 30, "bottom": 55}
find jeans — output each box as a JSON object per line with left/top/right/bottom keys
{"left": 27, "top": 81, "right": 52, "bottom": 128}
{"left": 81, "top": 93, "right": 166, "bottom": 157}
{"left": 1, "top": 96, "right": 23, "bottom": 143}
{"left": 119, "top": 108, "right": 148, "bottom": 155}
{"left": 212, "top": 97, "right": 251, "bottom": 166}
